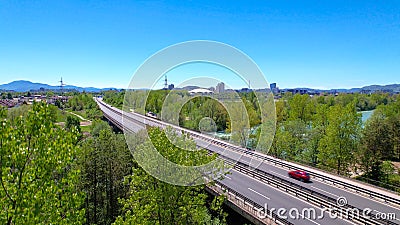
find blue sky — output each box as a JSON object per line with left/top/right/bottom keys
{"left": 0, "top": 0, "right": 399, "bottom": 89}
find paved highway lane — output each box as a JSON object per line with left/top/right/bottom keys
{"left": 260, "top": 163, "right": 400, "bottom": 223}
{"left": 195, "top": 139, "right": 400, "bottom": 224}
{"left": 97, "top": 103, "right": 144, "bottom": 132}
{"left": 221, "top": 170, "right": 353, "bottom": 225}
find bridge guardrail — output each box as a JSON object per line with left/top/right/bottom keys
{"left": 245, "top": 152, "right": 400, "bottom": 206}
{"left": 209, "top": 180, "right": 294, "bottom": 225}
{"left": 224, "top": 159, "right": 397, "bottom": 225}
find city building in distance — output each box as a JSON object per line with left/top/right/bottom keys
{"left": 188, "top": 88, "right": 213, "bottom": 95}
{"left": 270, "top": 82, "right": 279, "bottom": 94}
{"left": 215, "top": 82, "right": 225, "bottom": 93}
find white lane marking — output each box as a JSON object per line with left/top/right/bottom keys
{"left": 296, "top": 212, "right": 321, "bottom": 225}
{"left": 236, "top": 170, "right": 321, "bottom": 208}
{"left": 311, "top": 186, "right": 339, "bottom": 198}
{"left": 232, "top": 170, "right": 356, "bottom": 225}
{"left": 259, "top": 158, "right": 399, "bottom": 211}
{"left": 216, "top": 172, "right": 232, "bottom": 180}
{"left": 193, "top": 127, "right": 398, "bottom": 220}
{"left": 257, "top": 158, "right": 400, "bottom": 213}
{"left": 248, "top": 187, "right": 270, "bottom": 200}
{"left": 270, "top": 170, "right": 286, "bottom": 177}
{"left": 305, "top": 217, "right": 320, "bottom": 225}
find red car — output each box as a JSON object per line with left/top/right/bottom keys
{"left": 288, "top": 170, "right": 310, "bottom": 182}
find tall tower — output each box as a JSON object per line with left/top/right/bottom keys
{"left": 59, "top": 77, "right": 65, "bottom": 93}
{"left": 164, "top": 75, "right": 168, "bottom": 90}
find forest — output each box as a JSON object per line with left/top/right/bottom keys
{"left": 0, "top": 94, "right": 227, "bottom": 224}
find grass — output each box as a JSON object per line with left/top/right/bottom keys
{"left": 55, "top": 109, "right": 85, "bottom": 123}
{"left": 55, "top": 109, "right": 69, "bottom": 122}
{"left": 65, "top": 109, "right": 92, "bottom": 122}
{"left": 81, "top": 125, "right": 92, "bottom": 133}
{"left": 56, "top": 108, "right": 93, "bottom": 134}
{"left": 67, "top": 110, "right": 85, "bottom": 119}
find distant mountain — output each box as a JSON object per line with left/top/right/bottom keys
{"left": 334, "top": 88, "right": 362, "bottom": 93}
{"left": 361, "top": 84, "right": 400, "bottom": 93}
{"left": 333, "top": 84, "right": 400, "bottom": 93}
{"left": 0, "top": 80, "right": 117, "bottom": 92}
{"left": 0, "top": 80, "right": 53, "bottom": 92}
{"left": 281, "top": 84, "right": 399, "bottom": 94}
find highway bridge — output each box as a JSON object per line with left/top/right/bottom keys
{"left": 95, "top": 98, "right": 400, "bottom": 225}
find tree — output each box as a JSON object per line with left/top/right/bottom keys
{"left": 66, "top": 115, "right": 81, "bottom": 133}
{"left": 7, "top": 105, "right": 32, "bottom": 124}
{"left": 0, "top": 102, "right": 84, "bottom": 224}
{"left": 91, "top": 120, "right": 112, "bottom": 137}
{"left": 301, "top": 104, "right": 331, "bottom": 166}
{"left": 46, "top": 91, "right": 55, "bottom": 98}
{"left": 374, "top": 100, "right": 400, "bottom": 161}
{"left": 115, "top": 127, "right": 226, "bottom": 225}
{"left": 312, "top": 104, "right": 330, "bottom": 132}
{"left": 381, "top": 161, "right": 395, "bottom": 183}
{"left": 334, "top": 93, "right": 357, "bottom": 108}
{"left": 0, "top": 106, "right": 6, "bottom": 118}
{"left": 287, "top": 94, "right": 314, "bottom": 123}
{"left": 227, "top": 102, "right": 251, "bottom": 147}
{"left": 77, "top": 125, "right": 132, "bottom": 224}
{"left": 318, "top": 103, "right": 361, "bottom": 175}
{"left": 55, "top": 99, "right": 63, "bottom": 109}
{"left": 271, "top": 125, "right": 291, "bottom": 159}
{"left": 387, "top": 114, "right": 400, "bottom": 161}
{"left": 304, "top": 127, "right": 323, "bottom": 166}
{"left": 271, "top": 120, "right": 308, "bottom": 161}
{"left": 359, "top": 112, "right": 392, "bottom": 180}
{"left": 275, "top": 100, "right": 287, "bottom": 124}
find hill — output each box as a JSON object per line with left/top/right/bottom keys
{"left": 361, "top": 84, "right": 400, "bottom": 93}
{"left": 0, "top": 80, "right": 117, "bottom": 92}
{"left": 281, "top": 84, "right": 399, "bottom": 94}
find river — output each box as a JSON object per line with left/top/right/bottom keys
{"left": 360, "top": 110, "right": 374, "bottom": 123}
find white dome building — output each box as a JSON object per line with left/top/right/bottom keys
{"left": 188, "top": 88, "right": 213, "bottom": 95}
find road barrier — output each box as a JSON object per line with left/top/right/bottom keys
{"left": 222, "top": 159, "right": 397, "bottom": 225}
{"left": 208, "top": 180, "right": 294, "bottom": 225}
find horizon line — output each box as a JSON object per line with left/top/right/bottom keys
{"left": 1, "top": 79, "right": 399, "bottom": 91}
